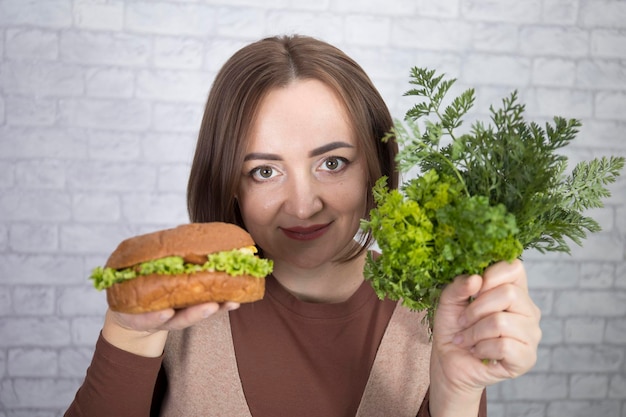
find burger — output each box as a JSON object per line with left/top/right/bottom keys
{"left": 89, "top": 222, "right": 273, "bottom": 314}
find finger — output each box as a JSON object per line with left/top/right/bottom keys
{"left": 480, "top": 259, "right": 527, "bottom": 295}
{"left": 471, "top": 336, "right": 538, "bottom": 378}
{"left": 109, "top": 308, "right": 176, "bottom": 332}
{"left": 454, "top": 311, "right": 542, "bottom": 349}
{"left": 159, "top": 302, "right": 221, "bottom": 331}
{"left": 464, "top": 283, "right": 541, "bottom": 322}
{"left": 439, "top": 273, "right": 483, "bottom": 307}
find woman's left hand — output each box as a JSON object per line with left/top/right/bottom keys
{"left": 428, "top": 259, "right": 542, "bottom": 416}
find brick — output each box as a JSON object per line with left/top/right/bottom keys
{"left": 532, "top": 58, "right": 577, "bottom": 87}
{"left": 552, "top": 346, "right": 623, "bottom": 372}
{"left": 0, "top": 378, "right": 79, "bottom": 409}
{"left": 0, "top": 0, "right": 72, "bottom": 28}
{"left": 609, "top": 374, "right": 626, "bottom": 399}
{"left": 12, "top": 286, "right": 56, "bottom": 316}
{"left": 137, "top": 69, "right": 212, "bottom": 102}
{"left": 547, "top": 400, "right": 621, "bottom": 417}
{"left": 122, "top": 193, "right": 189, "bottom": 224}
{"left": 65, "top": 160, "right": 156, "bottom": 191}
{"left": 580, "top": 262, "right": 615, "bottom": 289}
{"left": 154, "top": 37, "right": 204, "bottom": 69}
{"left": 7, "top": 349, "right": 57, "bottom": 377}
{"left": 0, "top": 127, "right": 88, "bottom": 159}
{"left": 142, "top": 132, "right": 196, "bottom": 162}
{"left": 503, "top": 401, "right": 546, "bottom": 417}
{"left": 345, "top": 15, "right": 391, "bottom": 47}
{"left": 5, "top": 96, "right": 56, "bottom": 127}
{"left": 332, "top": 0, "right": 416, "bottom": 15}
{"left": 570, "top": 373, "right": 609, "bottom": 399}
{"left": 73, "top": 0, "right": 124, "bottom": 31}
{"left": 0, "top": 286, "right": 11, "bottom": 315}
{"left": 520, "top": 26, "right": 589, "bottom": 57}
{"left": 87, "top": 130, "right": 142, "bottom": 161}
{"left": 462, "top": 54, "right": 531, "bottom": 86}
{"left": 415, "top": 0, "right": 459, "bottom": 17}
{"left": 526, "top": 88, "right": 593, "bottom": 119}
{"left": 565, "top": 317, "right": 606, "bottom": 344}
{"left": 540, "top": 317, "right": 564, "bottom": 345}
{"left": 0, "top": 349, "right": 5, "bottom": 377}
{"left": 59, "top": 98, "right": 151, "bottom": 131}
{"left": 592, "top": 30, "right": 626, "bottom": 59}
{"left": 85, "top": 67, "right": 134, "bottom": 98}
{"left": 471, "top": 23, "right": 519, "bottom": 52}
{"left": 577, "top": 120, "right": 626, "bottom": 150}
{"left": 391, "top": 18, "right": 473, "bottom": 52}
{"left": 461, "top": 0, "right": 542, "bottom": 23}
{"left": 0, "top": 318, "right": 71, "bottom": 347}
{"left": 596, "top": 92, "right": 626, "bottom": 121}
{"left": 0, "top": 95, "right": 4, "bottom": 124}
{"left": 500, "top": 373, "right": 568, "bottom": 399}
{"left": 58, "top": 285, "right": 108, "bottom": 316}
{"left": 605, "top": 318, "right": 626, "bottom": 344}
{"left": 0, "top": 162, "right": 15, "bottom": 188}
{"left": 72, "top": 317, "right": 105, "bottom": 346}
{"left": 265, "top": 11, "right": 345, "bottom": 45}
{"left": 577, "top": 60, "right": 626, "bottom": 91}
{"left": 0, "top": 61, "right": 84, "bottom": 97}
{"left": 59, "top": 347, "right": 94, "bottom": 378}
{"left": 72, "top": 193, "right": 121, "bottom": 223}
{"left": 0, "top": 190, "right": 71, "bottom": 222}
{"left": 542, "top": 0, "right": 578, "bottom": 24}
{"left": 580, "top": 1, "right": 626, "bottom": 29}
{"left": 126, "top": 2, "right": 216, "bottom": 36}
{"left": 0, "top": 254, "right": 83, "bottom": 285}
{"left": 203, "top": 38, "right": 249, "bottom": 71}
{"left": 216, "top": 7, "right": 266, "bottom": 39}
{"left": 152, "top": 103, "right": 204, "bottom": 133}
{"left": 529, "top": 289, "right": 553, "bottom": 315}
{"left": 10, "top": 223, "right": 59, "bottom": 254}
{"left": 60, "top": 223, "right": 136, "bottom": 254}
{"left": 5, "top": 28, "right": 59, "bottom": 60}
{"left": 568, "top": 231, "right": 624, "bottom": 261}
{"left": 555, "top": 289, "right": 626, "bottom": 317}
{"left": 15, "top": 160, "right": 65, "bottom": 189}
{"left": 158, "top": 164, "right": 191, "bottom": 192}
{"left": 526, "top": 261, "right": 579, "bottom": 289}
{"left": 60, "top": 31, "right": 151, "bottom": 67}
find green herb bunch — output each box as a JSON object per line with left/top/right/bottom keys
{"left": 360, "top": 68, "right": 624, "bottom": 325}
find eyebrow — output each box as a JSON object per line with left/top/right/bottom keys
{"left": 243, "top": 141, "right": 355, "bottom": 162}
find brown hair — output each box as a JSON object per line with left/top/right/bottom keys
{"left": 187, "top": 34, "right": 398, "bottom": 258}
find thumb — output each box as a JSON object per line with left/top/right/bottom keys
{"left": 439, "top": 273, "right": 483, "bottom": 307}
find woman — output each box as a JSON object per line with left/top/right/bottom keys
{"left": 66, "top": 35, "right": 541, "bottom": 417}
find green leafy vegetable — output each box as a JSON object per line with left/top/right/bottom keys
{"left": 90, "top": 249, "right": 274, "bottom": 290}
{"left": 361, "top": 67, "right": 624, "bottom": 325}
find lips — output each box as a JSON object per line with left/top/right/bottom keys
{"left": 280, "top": 223, "right": 331, "bottom": 241}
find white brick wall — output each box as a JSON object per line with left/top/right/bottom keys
{"left": 0, "top": 1, "right": 624, "bottom": 416}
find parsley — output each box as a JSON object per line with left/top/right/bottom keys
{"left": 361, "top": 68, "right": 625, "bottom": 326}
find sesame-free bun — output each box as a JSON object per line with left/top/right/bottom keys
{"left": 103, "top": 222, "right": 265, "bottom": 314}
{"left": 105, "top": 222, "right": 255, "bottom": 270}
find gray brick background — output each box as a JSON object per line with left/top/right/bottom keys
{"left": 0, "top": 1, "right": 624, "bottom": 416}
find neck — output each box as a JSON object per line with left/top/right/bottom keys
{"left": 271, "top": 251, "right": 367, "bottom": 303}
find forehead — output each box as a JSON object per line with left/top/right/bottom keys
{"left": 245, "top": 79, "right": 357, "bottom": 151}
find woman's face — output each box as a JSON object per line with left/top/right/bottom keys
{"left": 237, "top": 79, "right": 368, "bottom": 269}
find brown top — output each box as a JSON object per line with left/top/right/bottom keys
{"left": 65, "top": 276, "right": 487, "bottom": 416}
{"left": 230, "top": 275, "right": 397, "bottom": 416}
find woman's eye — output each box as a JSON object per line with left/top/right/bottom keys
{"left": 250, "top": 166, "right": 277, "bottom": 181}
{"left": 321, "top": 156, "right": 348, "bottom": 172}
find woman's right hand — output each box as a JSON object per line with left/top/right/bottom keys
{"left": 101, "top": 301, "right": 240, "bottom": 357}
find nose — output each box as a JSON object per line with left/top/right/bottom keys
{"left": 283, "top": 173, "right": 323, "bottom": 220}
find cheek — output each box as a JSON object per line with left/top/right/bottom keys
{"left": 238, "top": 187, "right": 281, "bottom": 226}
